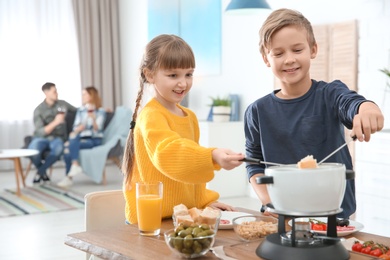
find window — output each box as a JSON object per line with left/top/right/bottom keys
{"left": 0, "top": 0, "right": 81, "bottom": 121}
{"left": 148, "top": 0, "right": 222, "bottom": 76}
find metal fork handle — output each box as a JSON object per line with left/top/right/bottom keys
{"left": 240, "top": 157, "right": 283, "bottom": 166}
{"left": 318, "top": 135, "right": 357, "bottom": 165}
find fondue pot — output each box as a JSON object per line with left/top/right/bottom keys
{"left": 256, "top": 163, "right": 354, "bottom": 214}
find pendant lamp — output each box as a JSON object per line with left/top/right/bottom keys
{"left": 225, "top": 0, "right": 271, "bottom": 14}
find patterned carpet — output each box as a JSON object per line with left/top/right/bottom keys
{"left": 0, "top": 184, "right": 84, "bottom": 217}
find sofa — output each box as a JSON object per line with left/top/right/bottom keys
{"left": 23, "top": 106, "right": 132, "bottom": 184}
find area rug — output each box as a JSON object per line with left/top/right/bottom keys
{"left": 0, "top": 185, "right": 84, "bottom": 217}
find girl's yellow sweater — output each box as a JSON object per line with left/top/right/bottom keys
{"left": 123, "top": 99, "right": 221, "bottom": 223}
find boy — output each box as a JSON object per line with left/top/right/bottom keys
{"left": 244, "top": 9, "right": 384, "bottom": 218}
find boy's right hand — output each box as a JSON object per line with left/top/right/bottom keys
{"left": 212, "top": 148, "right": 245, "bottom": 170}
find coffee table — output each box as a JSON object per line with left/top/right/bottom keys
{"left": 0, "top": 149, "right": 39, "bottom": 196}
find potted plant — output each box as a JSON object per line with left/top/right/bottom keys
{"left": 209, "top": 96, "right": 231, "bottom": 122}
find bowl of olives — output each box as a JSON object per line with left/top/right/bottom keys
{"left": 164, "top": 223, "right": 216, "bottom": 258}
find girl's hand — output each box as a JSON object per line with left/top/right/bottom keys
{"left": 212, "top": 148, "right": 245, "bottom": 170}
{"left": 352, "top": 102, "right": 384, "bottom": 142}
{"left": 208, "top": 202, "right": 236, "bottom": 211}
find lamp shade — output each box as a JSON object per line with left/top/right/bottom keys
{"left": 225, "top": 0, "right": 271, "bottom": 14}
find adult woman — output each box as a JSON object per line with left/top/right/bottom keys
{"left": 57, "top": 86, "right": 106, "bottom": 187}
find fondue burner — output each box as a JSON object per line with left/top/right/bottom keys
{"left": 256, "top": 209, "right": 349, "bottom": 260}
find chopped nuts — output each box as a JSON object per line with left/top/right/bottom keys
{"left": 235, "top": 220, "right": 277, "bottom": 240}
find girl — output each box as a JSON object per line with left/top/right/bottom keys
{"left": 122, "top": 34, "right": 245, "bottom": 224}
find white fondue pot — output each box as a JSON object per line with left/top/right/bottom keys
{"left": 256, "top": 163, "right": 354, "bottom": 214}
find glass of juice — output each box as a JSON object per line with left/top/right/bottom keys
{"left": 136, "top": 181, "right": 163, "bottom": 236}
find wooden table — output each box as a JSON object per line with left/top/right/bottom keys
{"left": 65, "top": 208, "right": 390, "bottom": 259}
{"left": 0, "top": 149, "right": 38, "bottom": 196}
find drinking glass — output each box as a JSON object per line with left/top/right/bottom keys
{"left": 86, "top": 104, "right": 96, "bottom": 113}
{"left": 57, "top": 105, "right": 67, "bottom": 115}
{"left": 136, "top": 181, "right": 163, "bottom": 236}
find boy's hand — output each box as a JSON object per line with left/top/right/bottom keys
{"left": 352, "top": 102, "right": 384, "bottom": 141}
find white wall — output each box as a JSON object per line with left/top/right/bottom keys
{"left": 119, "top": 0, "right": 390, "bottom": 126}
{"left": 118, "top": 0, "right": 148, "bottom": 109}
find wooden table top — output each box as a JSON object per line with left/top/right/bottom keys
{"left": 65, "top": 208, "right": 390, "bottom": 260}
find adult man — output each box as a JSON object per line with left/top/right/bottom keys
{"left": 28, "top": 82, "right": 76, "bottom": 183}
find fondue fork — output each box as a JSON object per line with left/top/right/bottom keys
{"left": 318, "top": 135, "right": 357, "bottom": 165}
{"left": 240, "top": 157, "right": 283, "bottom": 166}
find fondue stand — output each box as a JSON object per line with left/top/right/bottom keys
{"left": 256, "top": 208, "right": 349, "bottom": 260}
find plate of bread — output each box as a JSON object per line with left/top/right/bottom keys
{"left": 172, "top": 204, "right": 221, "bottom": 231}
{"left": 172, "top": 204, "right": 253, "bottom": 230}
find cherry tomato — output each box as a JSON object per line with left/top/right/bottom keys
{"left": 379, "top": 255, "right": 390, "bottom": 259}
{"left": 386, "top": 249, "right": 390, "bottom": 255}
{"left": 361, "top": 246, "right": 372, "bottom": 255}
{"left": 371, "top": 248, "right": 384, "bottom": 257}
{"left": 311, "top": 223, "right": 327, "bottom": 231}
{"left": 351, "top": 242, "right": 363, "bottom": 252}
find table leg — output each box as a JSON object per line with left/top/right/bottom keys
{"left": 16, "top": 158, "right": 26, "bottom": 187}
{"left": 13, "top": 158, "right": 23, "bottom": 196}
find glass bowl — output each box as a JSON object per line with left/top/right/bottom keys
{"left": 232, "top": 215, "right": 278, "bottom": 242}
{"left": 164, "top": 224, "right": 216, "bottom": 259}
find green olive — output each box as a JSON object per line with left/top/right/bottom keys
{"left": 174, "top": 225, "right": 184, "bottom": 234}
{"left": 173, "top": 237, "right": 183, "bottom": 251}
{"left": 182, "top": 223, "right": 191, "bottom": 229}
{"left": 192, "top": 227, "right": 202, "bottom": 236}
{"left": 181, "top": 248, "right": 193, "bottom": 254}
{"left": 178, "top": 229, "right": 190, "bottom": 238}
{"left": 200, "top": 238, "right": 211, "bottom": 248}
{"left": 199, "top": 224, "right": 210, "bottom": 230}
{"left": 196, "top": 231, "right": 208, "bottom": 237}
{"left": 205, "top": 229, "right": 214, "bottom": 236}
{"left": 186, "top": 227, "right": 194, "bottom": 234}
{"left": 192, "top": 241, "right": 203, "bottom": 254}
{"left": 183, "top": 235, "right": 194, "bottom": 249}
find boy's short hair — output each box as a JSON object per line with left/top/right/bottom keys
{"left": 259, "top": 8, "right": 316, "bottom": 56}
{"left": 42, "top": 82, "right": 55, "bottom": 92}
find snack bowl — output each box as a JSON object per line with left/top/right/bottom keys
{"left": 164, "top": 224, "right": 216, "bottom": 258}
{"left": 232, "top": 215, "right": 278, "bottom": 242}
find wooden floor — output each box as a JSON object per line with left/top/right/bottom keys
{"left": 0, "top": 164, "right": 261, "bottom": 260}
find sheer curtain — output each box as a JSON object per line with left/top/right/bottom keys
{"left": 0, "top": 0, "right": 81, "bottom": 170}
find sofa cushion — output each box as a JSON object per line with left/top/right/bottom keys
{"left": 65, "top": 109, "right": 77, "bottom": 135}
